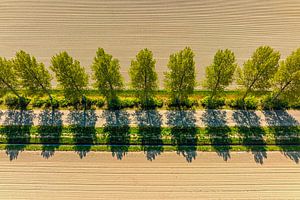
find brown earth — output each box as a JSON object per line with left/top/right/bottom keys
{"left": 1, "top": 0, "right": 300, "bottom": 86}
{"left": 0, "top": 151, "right": 299, "bottom": 199}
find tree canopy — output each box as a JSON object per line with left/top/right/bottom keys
{"left": 0, "top": 57, "right": 20, "bottom": 97}
{"left": 271, "top": 48, "right": 300, "bottom": 101}
{"left": 92, "top": 48, "right": 123, "bottom": 103}
{"left": 129, "top": 48, "right": 158, "bottom": 104}
{"left": 13, "top": 50, "right": 52, "bottom": 98}
{"left": 237, "top": 46, "right": 280, "bottom": 99}
{"left": 164, "top": 47, "right": 196, "bottom": 103}
{"left": 203, "top": 49, "right": 237, "bottom": 98}
{"left": 50, "top": 51, "right": 88, "bottom": 101}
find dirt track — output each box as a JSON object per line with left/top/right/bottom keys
{"left": 0, "top": 151, "right": 299, "bottom": 199}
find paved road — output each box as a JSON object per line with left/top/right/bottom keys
{"left": 0, "top": 151, "right": 300, "bottom": 200}
{"left": 0, "top": 109, "right": 299, "bottom": 127}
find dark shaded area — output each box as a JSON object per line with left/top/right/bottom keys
{"left": 67, "top": 110, "right": 98, "bottom": 158}
{"left": 102, "top": 110, "right": 130, "bottom": 160}
{"left": 37, "top": 109, "right": 63, "bottom": 158}
{"left": 202, "top": 110, "right": 231, "bottom": 161}
{"left": 167, "top": 110, "right": 197, "bottom": 162}
{"left": 232, "top": 110, "right": 267, "bottom": 164}
{"left": 263, "top": 110, "right": 300, "bottom": 163}
{"left": 1, "top": 110, "right": 34, "bottom": 160}
{"left": 135, "top": 110, "right": 163, "bottom": 161}
{"left": 263, "top": 110, "right": 299, "bottom": 127}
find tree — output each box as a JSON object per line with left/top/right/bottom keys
{"left": 164, "top": 47, "right": 196, "bottom": 104}
{"left": 271, "top": 48, "right": 300, "bottom": 101}
{"left": 203, "top": 49, "right": 237, "bottom": 98}
{"left": 129, "top": 48, "right": 158, "bottom": 104}
{"left": 13, "top": 50, "right": 52, "bottom": 101}
{"left": 50, "top": 51, "right": 88, "bottom": 102}
{"left": 237, "top": 46, "right": 280, "bottom": 99}
{"left": 0, "top": 57, "right": 20, "bottom": 98}
{"left": 91, "top": 48, "right": 123, "bottom": 105}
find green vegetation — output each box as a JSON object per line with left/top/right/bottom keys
{"left": 0, "top": 89, "right": 299, "bottom": 110}
{"left": 1, "top": 144, "right": 300, "bottom": 152}
{"left": 91, "top": 48, "right": 124, "bottom": 108}
{"left": 0, "top": 126, "right": 299, "bottom": 146}
{"left": 271, "top": 48, "right": 300, "bottom": 102}
{"left": 129, "top": 49, "right": 158, "bottom": 107}
{"left": 0, "top": 46, "right": 298, "bottom": 110}
{"left": 203, "top": 49, "right": 237, "bottom": 98}
{"left": 0, "top": 57, "right": 20, "bottom": 98}
{"left": 14, "top": 50, "right": 52, "bottom": 99}
{"left": 50, "top": 51, "right": 89, "bottom": 102}
{"left": 0, "top": 125, "right": 299, "bottom": 159}
{"left": 164, "top": 47, "right": 196, "bottom": 106}
{"left": 237, "top": 46, "right": 281, "bottom": 100}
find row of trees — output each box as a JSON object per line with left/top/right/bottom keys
{"left": 0, "top": 46, "right": 299, "bottom": 108}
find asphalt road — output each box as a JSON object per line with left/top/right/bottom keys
{"left": 0, "top": 151, "right": 300, "bottom": 200}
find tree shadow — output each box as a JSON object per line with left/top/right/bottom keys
{"left": 102, "top": 110, "right": 130, "bottom": 160}
{"left": 2, "top": 110, "right": 35, "bottom": 160}
{"left": 263, "top": 110, "right": 300, "bottom": 163}
{"left": 67, "top": 110, "right": 98, "bottom": 158}
{"left": 232, "top": 110, "right": 267, "bottom": 164}
{"left": 135, "top": 110, "right": 163, "bottom": 161}
{"left": 166, "top": 110, "right": 197, "bottom": 162}
{"left": 201, "top": 110, "right": 231, "bottom": 161}
{"left": 37, "top": 109, "right": 63, "bottom": 159}
{"left": 263, "top": 110, "right": 299, "bottom": 127}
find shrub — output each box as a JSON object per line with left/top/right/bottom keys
{"left": 201, "top": 96, "right": 225, "bottom": 109}
{"left": 154, "top": 98, "right": 164, "bottom": 108}
{"left": 107, "top": 97, "right": 142, "bottom": 109}
{"left": 141, "top": 98, "right": 164, "bottom": 109}
{"left": 5, "top": 95, "right": 19, "bottom": 108}
{"left": 0, "top": 98, "right": 4, "bottom": 105}
{"left": 95, "top": 98, "right": 105, "bottom": 108}
{"left": 167, "top": 98, "right": 197, "bottom": 109}
{"left": 85, "top": 98, "right": 97, "bottom": 109}
{"left": 58, "top": 98, "right": 81, "bottom": 108}
{"left": 261, "top": 95, "right": 288, "bottom": 110}
{"left": 290, "top": 99, "right": 300, "bottom": 109}
{"left": 227, "top": 96, "right": 258, "bottom": 110}
{"left": 5, "top": 95, "right": 30, "bottom": 109}
{"left": 45, "top": 98, "right": 59, "bottom": 109}
{"left": 69, "top": 98, "right": 81, "bottom": 107}
{"left": 107, "top": 98, "right": 121, "bottom": 110}
{"left": 119, "top": 97, "right": 140, "bottom": 109}
{"left": 32, "top": 98, "right": 45, "bottom": 108}
{"left": 58, "top": 98, "right": 69, "bottom": 108}
{"left": 19, "top": 97, "right": 31, "bottom": 108}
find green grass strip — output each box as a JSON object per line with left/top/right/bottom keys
{"left": 1, "top": 144, "right": 300, "bottom": 152}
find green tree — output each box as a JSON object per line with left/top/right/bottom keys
{"left": 129, "top": 48, "right": 158, "bottom": 105}
{"left": 50, "top": 51, "right": 88, "bottom": 102}
{"left": 203, "top": 49, "right": 237, "bottom": 98}
{"left": 91, "top": 48, "right": 123, "bottom": 105}
{"left": 0, "top": 57, "right": 20, "bottom": 98}
{"left": 164, "top": 47, "right": 196, "bottom": 104}
{"left": 13, "top": 50, "right": 52, "bottom": 101}
{"left": 271, "top": 48, "right": 300, "bottom": 101}
{"left": 237, "top": 46, "right": 280, "bottom": 99}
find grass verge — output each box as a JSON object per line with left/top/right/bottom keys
{"left": 1, "top": 144, "right": 300, "bottom": 152}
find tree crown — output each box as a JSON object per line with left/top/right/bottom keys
{"left": 51, "top": 51, "right": 88, "bottom": 100}
{"left": 164, "top": 46, "right": 196, "bottom": 102}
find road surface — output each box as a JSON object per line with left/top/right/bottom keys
{"left": 0, "top": 109, "right": 299, "bottom": 127}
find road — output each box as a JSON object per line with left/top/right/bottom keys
{"left": 0, "top": 151, "right": 300, "bottom": 199}
{"left": 0, "top": 109, "right": 299, "bottom": 127}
